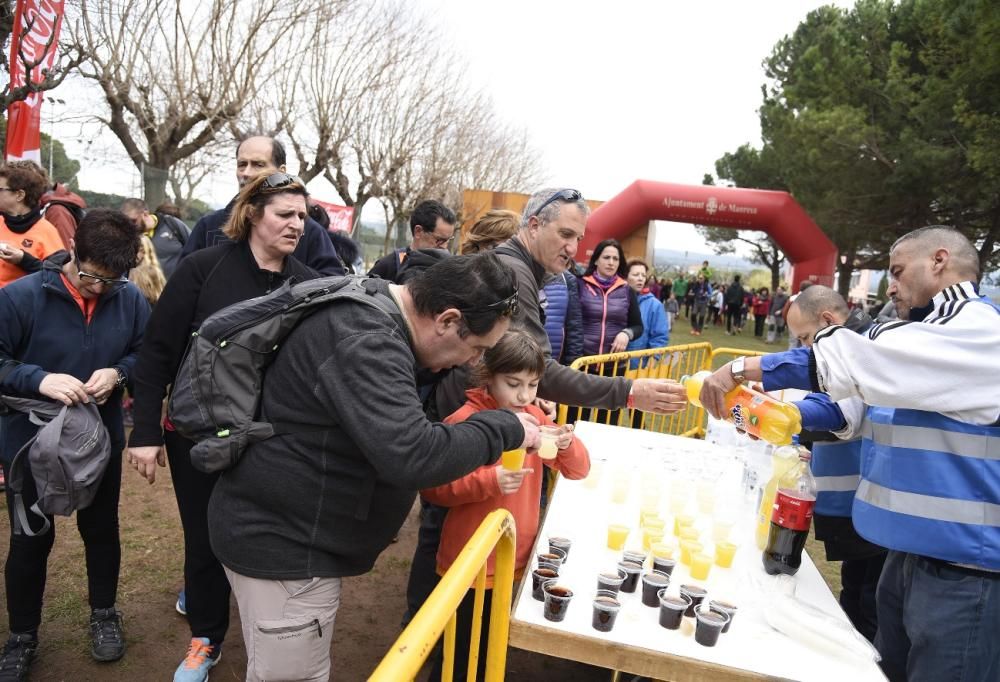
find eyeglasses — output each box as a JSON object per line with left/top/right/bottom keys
{"left": 430, "top": 233, "right": 454, "bottom": 248}
{"left": 261, "top": 172, "right": 304, "bottom": 190}
{"left": 0, "top": 187, "right": 18, "bottom": 193}
{"left": 532, "top": 189, "right": 582, "bottom": 219}
{"left": 460, "top": 289, "right": 519, "bottom": 318}
{"left": 74, "top": 251, "right": 128, "bottom": 288}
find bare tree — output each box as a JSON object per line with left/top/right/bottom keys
{"left": 0, "top": 0, "right": 85, "bottom": 111}
{"left": 69, "top": 0, "right": 330, "bottom": 207}
{"left": 284, "top": 0, "right": 424, "bottom": 233}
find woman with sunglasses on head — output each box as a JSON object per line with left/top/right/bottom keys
{"left": 0, "top": 161, "right": 66, "bottom": 288}
{"left": 125, "top": 172, "right": 321, "bottom": 682}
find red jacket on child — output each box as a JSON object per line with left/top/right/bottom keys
{"left": 422, "top": 388, "right": 590, "bottom": 587}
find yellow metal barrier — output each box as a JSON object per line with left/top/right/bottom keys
{"left": 369, "top": 509, "right": 516, "bottom": 682}
{"left": 557, "top": 342, "right": 713, "bottom": 437}
{"left": 710, "top": 346, "right": 765, "bottom": 369}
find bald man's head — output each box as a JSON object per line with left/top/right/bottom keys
{"left": 888, "top": 226, "right": 980, "bottom": 319}
{"left": 787, "top": 285, "right": 850, "bottom": 347}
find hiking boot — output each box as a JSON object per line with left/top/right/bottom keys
{"left": 173, "top": 638, "right": 221, "bottom": 682}
{"left": 0, "top": 632, "right": 38, "bottom": 681}
{"left": 176, "top": 588, "right": 187, "bottom": 616}
{"left": 90, "top": 607, "right": 126, "bottom": 661}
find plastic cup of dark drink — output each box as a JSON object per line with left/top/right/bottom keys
{"left": 537, "top": 550, "right": 564, "bottom": 569}
{"left": 657, "top": 590, "right": 691, "bottom": 630}
{"left": 652, "top": 555, "right": 677, "bottom": 576}
{"left": 542, "top": 583, "right": 574, "bottom": 622}
{"left": 531, "top": 567, "right": 559, "bottom": 601}
{"left": 591, "top": 590, "right": 621, "bottom": 632}
{"left": 617, "top": 561, "right": 643, "bottom": 593}
{"left": 678, "top": 584, "right": 707, "bottom": 617}
{"left": 694, "top": 603, "right": 730, "bottom": 646}
{"left": 622, "top": 549, "right": 647, "bottom": 565}
{"left": 640, "top": 571, "right": 671, "bottom": 607}
{"left": 596, "top": 568, "right": 627, "bottom": 595}
{"left": 549, "top": 536, "right": 571, "bottom": 562}
{"left": 709, "top": 599, "right": 738, "bottom": 633}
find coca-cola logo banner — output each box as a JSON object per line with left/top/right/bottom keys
{"left": 6, "top": 0, "right": 66, "bottom": 163}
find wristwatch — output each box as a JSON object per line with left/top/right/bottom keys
{"left": 730, "top": 356, "right": 747, "bottom": 384}
{"left": 112, "top": 367, "right": 127, "bottom": 390}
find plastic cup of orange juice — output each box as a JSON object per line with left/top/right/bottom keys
{"left": 607, "top": 524, "right": 630, "bottom": 551}
{"left": 680, "top": 540, "right": 703, "bottom": 565}
{"left": 690, "top": 552, "right": 713, "bottom": 580}
{"left": 715, "top": 541, "right": 738, "bottom": 568}
{"left": 501, "top": 448, "right": 526, "bottom": 470}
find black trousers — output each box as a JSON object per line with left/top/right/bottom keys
{"left": 724, "top": 304, "right": 740, "bottom": 332}
{"left": 840, "top": 553, "right": 886, "bottom": 643}
{"left": 403, "top": 499, "right": 447, "bottom": 626}
{"left": 429, "top": 587, "right": 493, "bottom": 682}
{"left": 3, "top": 448, "right": 122, "bottom": 633}
{"left": 165, "top": 430, "right": 230, "bottom": 644}
{"left": 754, "top": 314, "right": 766, "bottom": 337}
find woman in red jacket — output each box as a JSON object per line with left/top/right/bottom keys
{"left": 752, "top": 287, "right": 771, "bottom": 338}
{"left": 422, "top": 331, "right": 589, "bottom": 681}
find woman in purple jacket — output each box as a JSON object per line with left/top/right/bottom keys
{"left": 577, "top": 239, "right": 643, "bottom": 358}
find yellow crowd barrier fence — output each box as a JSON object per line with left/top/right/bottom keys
{"left": 557, "top": 342, "right": 713, "bottom": 437}
{"left": 369, "top": 509, "right": 516, "bottom": 682}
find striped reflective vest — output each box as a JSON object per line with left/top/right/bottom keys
{"left": 811, "top": 437, "right": 862, "bottom": 517}
{"left": 853, "top": 406, "right": 1000, "bottom": 569}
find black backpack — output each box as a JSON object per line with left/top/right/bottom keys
{"left": 167, "top": 276, "right": 404, "bottom": 473}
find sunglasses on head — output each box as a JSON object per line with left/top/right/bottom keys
{"left": 533, "top": 189, "right": 583, "bottom": 219}
{"left": 460, "top": 289, "right": 519, "bottom": 318}
{"left": 261, "top": 172, "right": 304, "bottom": 190}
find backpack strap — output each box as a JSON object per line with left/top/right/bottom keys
{"left": 161, "top": 214, "right": 189, "bottom": 246}
{"left": 8, "top": 437, "right": 51, "bottom": 537}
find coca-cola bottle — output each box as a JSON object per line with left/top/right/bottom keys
{"left": 762, "top": 445, "right": 817, "bottom": 576}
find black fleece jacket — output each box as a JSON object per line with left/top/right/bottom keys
{"left": 207, "top": 278, "right": 524, "bottom": 579}
{"left": 128, "top": 240, "right": 319, "bottom": 447}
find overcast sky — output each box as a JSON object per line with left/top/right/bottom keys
{"left": 64, "top": 0, "right": 849, "bottom": 253}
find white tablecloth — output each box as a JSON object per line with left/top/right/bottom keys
{"left": 511, "top": 421, "right": 886, "bottom": 681}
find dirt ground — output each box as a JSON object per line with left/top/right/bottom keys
{"left": 0, "top": 453, "right": 610, "bottom": 681}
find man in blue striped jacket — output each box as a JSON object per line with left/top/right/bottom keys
{"left": 785, "top": 285, "right": 886, "bottom": 643}
{"left": 698, "top": 226, "right": 1000, "bottom": 682}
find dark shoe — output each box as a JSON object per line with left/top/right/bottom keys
{"left": 176, "top": 588, "right": 187, "bottom": 616}
{"left": 90, "top": 607, "right": 126, "bottom": 662}
{"left": 0, "top": 632, "right": 38, "bottom": 681}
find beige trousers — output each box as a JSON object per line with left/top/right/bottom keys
{"left": 225, "top": 567, "right": 342, "bottom": 682}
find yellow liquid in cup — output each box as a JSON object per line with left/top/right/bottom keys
{"left": 501, "top": 448, "right": 526, "bottom": 470}
{"left": 678, "top": 527, "right": 699, "bottom": 542}
{"left": 643, "top": 528, "right": 665, "bottom": 551}
{"left": 679, "top": 540, "right": 703, "bottom": 565}
{"left": 715, "top": 541, "right": 738, "bottom": 568}
{"left": 607, "top": 524, "right": 630, "bottom": 550}
{"left": 650, "top": 541, "right": 676, "bottom": 560}
{"left": 538, "top": 436, "right": 558, "bottom": 460}
{"left": 673, "top": 515, "right": 695, "bottom": 536}
{"left": 690, "top": 552, "right": 713, "bottom": 580}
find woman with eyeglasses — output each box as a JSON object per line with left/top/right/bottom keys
{"left": 0, "top": 161, "right": 66, "bottom": 288}
{"left": 125, "top": 172, "right": 321, "bottom": 682}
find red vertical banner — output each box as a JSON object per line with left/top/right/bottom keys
{"left": 311, "top": 198, "right": 356, "bottom": 233}
{"left": 6, "top": 0, "right": 66, "bottom": 163}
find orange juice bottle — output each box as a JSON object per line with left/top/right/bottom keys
{"left": 682, "top": 371, "right": 802, "bottom": 446}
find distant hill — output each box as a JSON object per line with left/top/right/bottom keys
{"left": 654, "top": 248, "right": 758, "bottom": 273}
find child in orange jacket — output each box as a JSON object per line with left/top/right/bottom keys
{"left": 422, "top": 330, "right": 589, "bottom": 681}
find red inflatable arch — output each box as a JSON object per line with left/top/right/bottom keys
{"left": 584, "top": 180, "right": 837, "bottom": 289}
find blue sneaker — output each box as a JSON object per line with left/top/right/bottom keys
{"left": 175, "top": 589, "right": 186, "bottom": 616}
{"left": 173, "top": 638, "right": 220, "bottom": 682}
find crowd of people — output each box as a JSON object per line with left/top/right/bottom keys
{"left": 0, "top": 140, "right": 996, "bottom": 682}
